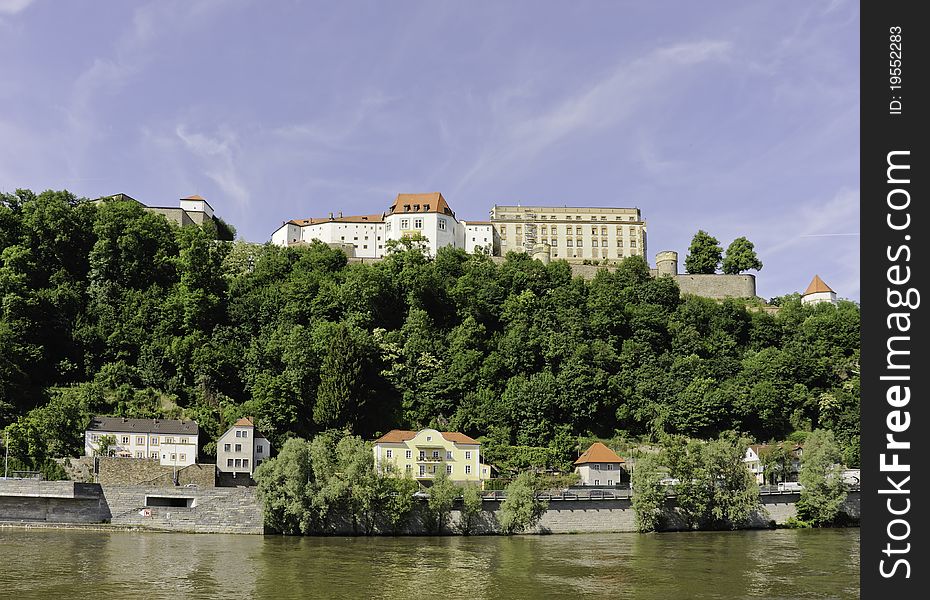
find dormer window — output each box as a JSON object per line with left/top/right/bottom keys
{"left": 424, "top": 204, "right": 430, "bottom": 211}
{"left": 404, "top": 204, "right": 411, "bottom": 212}
{"left": 413, "top": 204, "right": 420, "bottom": 211}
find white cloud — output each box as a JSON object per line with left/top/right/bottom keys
{"left": 175, "top": 125, "right": 250, "bottom": 211}
{"left": 0, "top": 0, "right": 34, "bottom": 15}
{"left": 757, "top": 187, "right": 859, "bottom": 257}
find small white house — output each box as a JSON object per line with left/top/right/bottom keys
{"left": 84, "top": 416, "right": 199, "bottom": 467}
{"left": 574, "top": 442, "right": 627, "bottom": 486}
{"left": 216, "top": 417, "right": 271, "bottom": 478}
{"left": 743, "top": 443, "right": 803, "bottom": 484}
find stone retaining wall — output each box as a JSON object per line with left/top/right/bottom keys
{"left": 102, "top": 485, "right": 263, "bottom": 534}
{"left": 97, "top": 457, "right": 216, "bottom": 487}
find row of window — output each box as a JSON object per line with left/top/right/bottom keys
{"left": 399, "top": 464, "right": 473, "bottom": 476}
{"left": 132, "top": 451, "right": 187, "bottom": 461}
{"left": 226, "top": 458, "right": 254, "bottom": 468}
{"left": 223, "top": 443, "right": 264, "bottom": 454}
{"left": 591, "top": 463, "right": 619, "bottom": 471}
{"left": 384, "top": 449, "right": 473, "bottom": 460}
{"left": 498, "top": 214, "right": 637, "bottom": 222}
{"left": 501, "top": 225, "right": 640, "bottom": 236}
{"left": 391, "top": 217, "right": 450, "bottom": 231}
{"left": 551, "top": 249, "right": 639, "bottom": 259}
{"left": 92, "top": 434, "right": 191, "bottom": 446}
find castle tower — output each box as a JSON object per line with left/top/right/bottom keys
{"left": 532, "top": 243, "right": 552, "bottom": 265}
{"left": 656, "top": 251, "right": 678, "bottom": 277}
{"left": 801, "top": 275, "right": 837, "bottom": 306}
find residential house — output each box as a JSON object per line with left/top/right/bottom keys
{"left": 84, "top": 416, "right": 199, "bottom": 467}
{"left": 216, "top": 417, "right": 272, "bottom": 478}
{"left": 372, "top": 428, "right": 491, "bottom": 485}
{"left": 744, "top": 442, "right": 804, "bottom": 484}
{"left": 574, "top": 442, "right": 627, "bottom": 486}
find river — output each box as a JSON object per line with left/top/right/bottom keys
{"left": 1, "top": 527, "right": 858, "bottom": 599}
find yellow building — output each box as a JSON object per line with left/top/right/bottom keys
{"left": 372, "top": 428, "right": 492, "bottom": 485}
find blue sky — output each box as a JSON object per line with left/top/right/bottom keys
{"left": 0, "top": 0, "right": 859, "bottom": 300}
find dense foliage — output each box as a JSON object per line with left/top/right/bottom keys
{"left": 796, "top": 429, "right": 847, "bottom": 526}
{"left": 684, "top": 230, "right": 723, "bottom": 274}
{"left": 1, "top": 190, "right": 860, "bottom": 473}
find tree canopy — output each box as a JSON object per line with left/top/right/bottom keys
{"left": 684, "top": 230, "right": 722, "bottom": 274}
{"left": 722, "top": 237, "right": 763, "bottom": 274}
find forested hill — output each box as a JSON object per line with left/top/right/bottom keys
{"left": 0, "top": 190, "right": 860, "bottom": 472}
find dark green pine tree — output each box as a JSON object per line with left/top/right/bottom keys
{"left": 313, "top": 324, "right": 364, "bottom": 431}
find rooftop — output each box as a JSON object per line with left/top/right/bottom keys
{"left": 86, "top": 416, "right": 199, "bottom": 436}
{"left": 803, "top": 274, "right": 835, "bottom": 295}
{"left": 387, "top": 192, "right": 455, "bottom": 217}
{"left": 574, "top": 442, "right": 625, "bottom": 465}
{"left": 373, "top": 429, "right": 479, "bottom": 445}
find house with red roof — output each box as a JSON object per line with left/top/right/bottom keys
{"left": 801, "top": 274, "right": 837, "bottom": 306}
{"left": 574, "top": 442, "right": 627, "bottom": 486}
{"left": 372, "top": 428, "right": 492, "bottom": 485}
{"left": 216, "top": 417, "right": 271, "bottom": 481}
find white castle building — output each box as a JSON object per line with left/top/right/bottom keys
{"left": 270, "top": 193, "right": 646, "bottom": 261}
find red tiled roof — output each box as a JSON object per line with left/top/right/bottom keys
{"left": 387, "top": 193, "right": 455, "bottom": 217}
{"left": 373, "top": 429, "right": 479, "bottom": 445}
{"left": 574, "top": 442, "right": 624, "bottom": 465}
{"left": 288, "top": 213, "right": 384, "bottom": 226}
{"left": 803, "top": 275, "right": 834, "bottom": 295}
{"left": 182, "top": 194, "right": 206, "bottom": 201}
{"left": 231, "top": 416, "right": 267, "bottom": 440}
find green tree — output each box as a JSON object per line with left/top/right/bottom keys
{"left": 458, "top": 483, "right": 484, "bottom": 535}
{"left": 631, "top": 452, "right": 666, "bottom": 532}
{"left": 499, "top": 472, "right": 548, "bottom": 534}
{"left": 797, "top": 429, "right": 847, "bottom": 526}
{"left": 684, "top": 230, "right": 722, "bottom": 274}
{"left": 255, "top": 437, "right": 313, "bottom": 535}
{"left": 313, "top": 324, "right": 366, "bottom": 431}
{"left": 96, "top": 434, "right": 116, "bottom": 457}
{"left": 384, "top": 472, "right": 420, "bottom": 534}
{"left": 722, "top": 237, "right": 763, "bottom": 274}
{"left": 426, "top": 471, "right": 458, "bottom": 534}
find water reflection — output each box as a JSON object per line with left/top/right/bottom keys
{"left": 1, "top": 528, "right": 859, "bottom": 599}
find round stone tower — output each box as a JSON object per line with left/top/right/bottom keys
{"left": 656, "top": 251, "right": 678, "bottom": 277}
{"left": 532, "top": 243, "right": 552, "bottom": 265}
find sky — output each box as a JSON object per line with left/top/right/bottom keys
{"left": 0, "top": 0, "right": 859, "bottom": 300}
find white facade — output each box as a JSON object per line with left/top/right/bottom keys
{"left": 802, "top": 290, "right": 838, "bottom": 306}
{"left": 463, "top": 223, "right": 497, "bottom": 255}
{"left": 271, "top": 217, "right": 386, "bottom": 258}
{"left": 179, "top": 196, "right": 214, "bottom": 218}
{"left": 216, "top": 418, "right": 271, "bottom": 477}
{"left": 384, "top": 211, "right": 462, "bottom": 257}
{"left": 85, "top": 420, "right": 199, "bottom": 468}
{"left": 575, "top": 462, "right": 624, "bottom": 486}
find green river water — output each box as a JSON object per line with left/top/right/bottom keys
{"left": 0, "top": 528, "right": 859, "bottom": 599}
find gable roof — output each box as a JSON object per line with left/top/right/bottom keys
{"left": 373, "top": 429, "right": 479, "bottom": 445}
{"left": 227, "top": 416, "right": 267, "bottom": 440}
{"left": 387, "top": 193, "right": 455, "bottom": 217}
{"left": 182, "top": 194, "right": 206, "bottom": 201}
{"left": 87, "top": 416, "right": 199, "bottom": 436}
{"left": 287, "top": 213, "right": 384, "bottom": 226}
{"left": 574, "top": 442, "right": 624, "bottom": 465}
{"left": 803, "top": 275, "right": 835, "bottom": 295}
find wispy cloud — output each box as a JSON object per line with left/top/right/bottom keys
{"left": 175, "top": 125, "right": 250, "bottom": 211}
{"left": 451, "top": 40, "right": 732, "bottom": 194}
{"left": 758, "top": 187, "right": 859, "bottom": 257}
{"left": 0, "top": 0, "right": 33, "bottom": 15}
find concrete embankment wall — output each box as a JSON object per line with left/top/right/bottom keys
{"left": 97, "top": 457, "right": 216, "bottom": 487}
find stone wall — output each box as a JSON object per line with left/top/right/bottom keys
{"left": 102, "top": 485, "right": 263, "bottom": 534}
{"left": 0, "top": 480, "right": 107, "bottom": 524}
{"left": 673, "top": 274, "right": 756, "bottom": 299}
{"left": 97, "top": 457, "right": 216, "bottom": 487}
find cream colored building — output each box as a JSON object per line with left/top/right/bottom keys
{"left": 801, "top": 275, "right": 837, "bottom": 306}
{"left": 84, "top": 416, "right": 199, "bottom": 467}
{"left": 372, "top": 428, "right": 491, "bottom": 485}
{"left": 490, "top": 205, "right": 646, "bottom": 262}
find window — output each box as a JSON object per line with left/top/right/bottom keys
{"left": 386, "top": 449, "right": 393, "bottom": 458}
{"left": 224, "top": 444, "right": 231, "bottom": 452}
{"left": 617, "top": 240, "right": 623, "bottom": 247}
{"left": 171, "top": 453, "right": 177, "bottom": 461}
{"left": 419, "top": 451, "right": 425, "bottom": 460}
{"left": 403, "top": 204, "right": 411, "bottom": 212}
{"left": 419, "top": 465, "right": 426, "bottom": 476}
{"left": 406, "top": 450, "right": 412, "bottom": 459}
{"left": 465, "top": 451, "right": 472, "bottom": 460}
{"left": 401, "top": 218, "right": 409, "bottom": 229}
{"left": 257, "top": 445, "right": 263, "bottom": 454}
{"left": 465, "top": 465, "right": 471, "bottom": 474}
{"left": 414, "top": 218, "right": 423, "bottom": 229}
{"left": 594, "top": 479, "right": 600, "bottom": 485}
{"left": 446, "top": 465, "right": 453, "bottom": 474}
{"left": 243, "top": 459, "right": 249, "bottom": 468}
{"left": 591, "top": 227, "right": 597, "bottom": 235}
{"left": 242, "top": 431, "right": 248, "bottom": 438}
{"left": 227, "top": 459, "right": 234, "bottom": 467}
{"left": 181, "top": 438, "right": 188, "bottom": 444}
{"left": 432, "top": 450, "right": 440, "bottom": 459}
{"left": 607, "top": 480, "right": 613, "bottom": 485}
{"left": 137, "top": 436, "right": 144, "bottom": 445}
{"left": 577, "top": 238, "right": 583, "bottom": 247}
{"left": 234, "top": 459, "right": 241, "bottom": 467}
{"left": 179, "top": 453, "right": 186, "bottom": 461}
{"left": 151, "top": 437, "right": 159, "bottom": 445}
{"left": 386, "top": 221, "right": 392, "bottom": 232}
{"left": 121, "top": 436, "right": 129, "bottom": 444}
{"left": 150, "top": 452, "right": 158, "bottom": 459}
{"left": 136, "top": 451, "right": 143, "bottom": 458}
{"left": 165, "top": 437, "right": 174, "bottom": 444}
{"left": 406, "top": 464, "right": 412, "bottom": 472}
{"left": 413, "top": 204, "right": 420, "bottom": 211}
{"left": 601, "top": 227, "right": 608, "bottom": 235}
{"left": 630, "top": 240, "right": 637, "bottom": 248}
{"left": 438, "top": 218, "right": 447, "bottom": 230}
{"left": 235, "top": 444, "right": 242, "bottom": 452}
{"left": 575, "top": 226, "right": 582, "bottom": 234}
{"left": 594, "top": 464, "right": 601, "bottom": 471}
{"left": 567, "top": 239, "right": 573, "bottom": 247}
{"left": 601, "top": 216, "right": 607, "bottom": 221}
{"left": 446, "top": 451, "right": 453, "bottom": 459}
{"left": 592, "top": 239, "right": 598, "bottom": 248}
{"left": 235, "top": 430, "right": 241, "bottom": 437}
{"left": 629, "top": 216, "right": 635, "bottom": 221}
{"left": 91, "top": 434, "right": 99, "bottom": 442}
